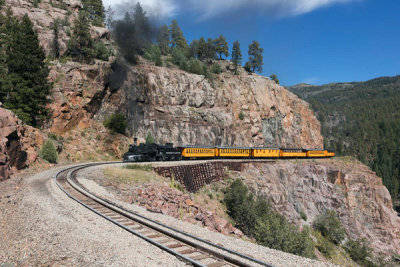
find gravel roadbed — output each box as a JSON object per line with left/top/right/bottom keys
{"left": 0, "top": 164, "right": 185, "bottom": 266}
{"left": 77, "top": 163, "right": 337, "bottom": 267}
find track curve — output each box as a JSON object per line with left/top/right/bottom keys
{"left": 55, "top": 162, "right": 275, "bottom": 267}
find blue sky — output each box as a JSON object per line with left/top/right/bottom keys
{"left": 105, "top": 0, "right": 400, "bottom": 86}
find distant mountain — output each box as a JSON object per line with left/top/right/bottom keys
{"left": 288, "top": 76, "right": 400, "bottom": 211}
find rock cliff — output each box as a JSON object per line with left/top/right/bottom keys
{"left": 96, "top": 60, "right": 324, "bottom": 148}
{"left": 239, "top": 158, "right": 400, "bottom": 256}
{"left": 0, "top": 106, "right": 45, "bottom": 180}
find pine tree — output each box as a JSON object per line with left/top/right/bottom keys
{"left": 1, "top": 13, "right": 51, "bottom": 126}
{"left": 82, "top": 0, "right": 105, "bottom": 26}
{"left": 169, "top": 20, "right": 187, "bottom": 50}
{"left": 231, "top": 40, "right": 242, "bottom": 75}
{"left": 53, "top": 19, "right": 60, "bottom": 59}
{"left": 0, "top": 10, "right": 11, "bottom": 100}
{"left": 197, "top": 37, "right": 206, "bottom": 59}
{"left": 133, "top": 2, "right": 151, "bottom": 52}
{"left": 205, "top": 38, "right": 216, "bottom": 59}
{"left": 157, "top": 24, "right": 170, "bottom": 55}
{"left": 189, "top": 39, "right": 199, "bottom": 58}
{"left": 247, "top": 40, "right": 264, "bottom": 73}
{"left": 215, "top": 35, "right": 229, "bottom": 59}
{"left": 67, "top": 11, "right": 95, "bottom": 63}
{"left": 105, "top": 5, "right": 114, "bottom": 30}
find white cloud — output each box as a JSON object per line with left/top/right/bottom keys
{"left": 102, "top": 0, "right": 359, "bottom": 19}
{"left": 188, "top": 0, "right": 358, "bottom": 18}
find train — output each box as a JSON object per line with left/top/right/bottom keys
{"left": 123, "top": 139, "right": 335, "bottom": 162}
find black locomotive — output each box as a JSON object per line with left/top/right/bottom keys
{"left": 123, "top": 138, "right": 181, "bottom": 162}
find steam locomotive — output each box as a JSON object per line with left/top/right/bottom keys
{"left": 123, "top": 138, "right": 335, "bottom": 162}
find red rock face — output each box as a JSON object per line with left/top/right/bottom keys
{"left": 241, "top": 159, "right": 400, "bottom": 256}
{"left": 0, "top": 107, "right": 45, "bottom": 180}
{"left": 96, "top": 61, "right": 324, "bottom": 148}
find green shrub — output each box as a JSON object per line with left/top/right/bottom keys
{"left": 313, "top": 210, "right": 346, "bottom": 244}
{"left": 39, "top": 139, "right": 58, "bottom": 163}
{"left": 33, "top": 0, "right": 40, "bottom": 8}
{"left": 211, "top": 64, "right": 223, "bottom": 74}
{"left": 314, "top": 230, "right": 336, "bottom": 258}
{"left": 345, "top": 239, "right": 376, "bottom": 267}
{"left": 224, "top": 179, "right": 315, "bottom": 258}
{"left": 171, "top": 47, "right": 187, "bottom": 70}
{"left": 146, "top": 132, "right": 155, "bottom": 144}
{"left": 94, "top": 41, "right": 110, "bottom": 61}
{"left": 103, "top": 113, "right": 127, "bottom": 134}
{"left": 239, "top": 110, "right": 245, "bottom": 120}
{"left": 144, "top": 45, "right": 162, "bottom": 66}
{"left": 48, "top": 133, "right": 58, "bottom": 140}
{"left": 187, "top": 58, "right": 204, "bottom": 75}
{"left": 300, "top": 211, "right": 307, "bottom": 221}
{"left": 270, "top": 74, "right": 280, "bottom": 84}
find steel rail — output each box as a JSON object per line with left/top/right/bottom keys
{"left": 55, "top": 162, "right": 276, "bottom": 267}
{"left": 55, "top": 164, "right": 207, "bottom": 267}
{"left": 70, "top": 165, "right": 274, "bottom": 267}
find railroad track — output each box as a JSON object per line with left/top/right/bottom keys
{"left": 55, "top": 163, "right": 275, "bottom": 267}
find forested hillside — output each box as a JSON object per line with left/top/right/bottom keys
{"left": 289, "top": 76, "right": 400, "bottom": 211}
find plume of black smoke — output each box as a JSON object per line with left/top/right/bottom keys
{"left": 111, "top": 2, "right": 157, "bottom": 64}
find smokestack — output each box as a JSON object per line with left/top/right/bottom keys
{"left": 134, "top": 137, "right": 138, "bottom": 146}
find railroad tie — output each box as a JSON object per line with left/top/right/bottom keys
{"left": 190, "top": 254, "right": 210, "bottom": 261}
{"left": 207, "top": 261, "right": 225, "bottom": 267}
{"left": 178, "top": 248, "right": 196, "bottom": 255}
{"left": 147, "top": 233, "right": 162, "bottom": 238}
{"left": 157, "top": 239, "right": 172, "bottom": 244}
{"left": 167, "top": 243, "right": 183, "bottom": 249}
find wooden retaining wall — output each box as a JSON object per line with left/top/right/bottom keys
{"left": 153, "top": 160, "right": 272, "bottom": 192}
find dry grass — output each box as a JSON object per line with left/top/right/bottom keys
{"left": 194, "top": 181, "right": 232, "bottom": 222}
{"left": 103, "top": 166, "right": 162, "bottom": 185}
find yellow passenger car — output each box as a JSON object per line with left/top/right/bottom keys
{"left": 217, "top": 147, "right": 251, "bottom": 158}
{"left": 252, "top": 147, "right": 280, "bottom": 158}
{"left": 326, "top": 150, "right": 335, "bottom": 157}
{"left": 280, "top": 148, "right": 307, "bottom": 158}
{"left": 306, "top": 149, "right": 328, "bottom": 158}
{"left": 179, "top": 146, "right": 216, "bottom": 159}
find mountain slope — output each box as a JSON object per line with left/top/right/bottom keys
{"left": 289, "top": 76, "right": 400, "bottom": 209}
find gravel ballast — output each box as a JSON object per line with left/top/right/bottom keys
{"left": 0, "top": 164, "right": 184, "bottom": 266}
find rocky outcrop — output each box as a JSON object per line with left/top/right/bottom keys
{"left": 97, "top": 60, "right": 323, "bottom": 148}
{"left": 239, "top": 158, "right": 400, "bottom": 256}
{"left": 5, "top": 0, "right": 110, "bottom": 57}
{"left": 0, "top": 106, "right": 45, "bottom": 180}
{"left": 48, "top": 60, "right": 111, "bottom": 134}
{"left": 124, "top": 184, "right": 243, "bottom": 237}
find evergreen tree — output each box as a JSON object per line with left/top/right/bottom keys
{"left": 105, "top": 5, "right": 114, "bottom": 30}
{"left": 53, "top": 19, "right": 60, "bottom": 59}
{"left": 133, "top": 2, "right": 151, "bottom": 52}
{"left": 215, "top": 35, "right": 229, "bottom": 59}
{"left": 1, "top": 13, "right": 51, "bottom": 126}
{"left": 0, "top": 10, "right": 11, "bottom": 98}
{"left": 82, "top": 0, "right": 105, "bottom": 26}
{"left": 205, "top": 37, "right": 216, "bottom": 59}
{"left": 247, "top": 40, "right": 264, "bottom": 73}
{"left": 189, "top": 39, "right": 199, "bottom": 58}
{"left": 197, "top": 37, "right": 206, "bottom": 59}
{"left": 67, "top": 11, "right": 95, "bottom": 63}
{"left": 231, "top": 40, "right": 242, "bottom": 75}
{"left": 169, "top": 20, "right": 187, "bottom": 50}
{"left": 157, "top": 24, "right": 170, "bottom": 55}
